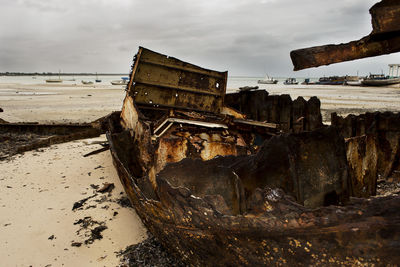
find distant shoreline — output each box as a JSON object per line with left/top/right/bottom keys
{"left": 0, "top": 72, "right": 129, "bottom": 76}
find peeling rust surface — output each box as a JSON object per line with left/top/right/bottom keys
{"left": 108, "top": 47, "right": 400, "bottom": 266}
{"left": 346, "top": 135, "right": 378, "bottom": 197}
{"left": 128, "top": 47, "right": 227, "bottom": 113}
{"left": 332, "top": 111, "right": 400, "bottom": 179}
{"left": 290, "top": 0, "right": 400, "bottom": 70}
{"left": 107, "top": 128, "right": 400, "bottom": 266}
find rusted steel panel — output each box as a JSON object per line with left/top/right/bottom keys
{"left": 290, "top": 0, "right": 400, "bottom": 70}
{"left": 132, "top": 83, "right": 223, "bottom": 112}
{"left": 129, "top": 47, "right": 227, "bottom": 113}
{"left": 290, "top": 35, "right": 400, "bottom": 71}
{"left": 346, "top": 135, "right": 378, "bottom": 197}
{"left": 109, "top": 47, "right": 400, "bottom": 266}
{"left": 107, "top": 127, "right": 400, "bottom": 266}
{"left": 370, "top": 0, "right": 400, "bottom": 34}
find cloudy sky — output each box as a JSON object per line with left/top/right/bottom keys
{"left": 1, "top": 0, "right": 399, "bottom": 77}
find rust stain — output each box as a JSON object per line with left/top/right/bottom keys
{"left": 291, "top": 0, "right": 400, "bottom": 70}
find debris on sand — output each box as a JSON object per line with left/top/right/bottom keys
{"left": 96, "top": 182, "right": 115, "bottom": 193}
{"left": 73, "top": 216, "right": 108, "bottom": 245}
{"left": 88, "top": 225, "right": 107, "bottom": 244}
{"left": 116, "top": 196, "right": 132, "bottom": 208}
{"left": 117, "top": 234, "right": 186, "bottom": 267}
{"left": 71, "top": 242, "right": 82, "bottom": 247}
{"left": 72, "top": 194, "right": 98, "bottom": 210}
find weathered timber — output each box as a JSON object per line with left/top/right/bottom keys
{"left": 290, "top": 0, "right": 400, "bottom": 70}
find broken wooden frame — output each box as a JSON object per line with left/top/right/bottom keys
{"left": 290, "top": 0, "right": 400, "bottom": 70}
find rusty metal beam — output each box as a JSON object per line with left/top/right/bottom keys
{"left": 290, "top": 0, "right": 400, "bottom": 70}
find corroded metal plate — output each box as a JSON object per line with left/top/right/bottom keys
{"left": 128, "top": 47, "right": 227, "bottom": 113}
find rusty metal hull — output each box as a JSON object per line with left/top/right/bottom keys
{"left": 107, "top": 121, "right": 400, "bottom": 266}
{"left": 107, "top": 46, "right": 400, "bottom": 265}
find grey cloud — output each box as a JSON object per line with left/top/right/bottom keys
{"left": 0, "top": 0, "right": 398, "bottom": 76}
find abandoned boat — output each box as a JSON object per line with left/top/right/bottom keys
{"left": 106, "top": 47, "right": 400, "bottom": 266}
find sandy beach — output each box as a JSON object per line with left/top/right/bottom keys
{"left": 1, "top": 80, "right": 400, "bottom": 266}
{"left": 0, "top": 135, "right": 147, "bottom": 266}
{"left": 0, "top": 81, "right": 399, "bottom": 124}
{"left": 0, "top": 82, "right": 126, "bottom": 123}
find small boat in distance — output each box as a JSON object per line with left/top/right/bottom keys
{"left": 111, "top": 77, "right": 129, "bottom": 85}
{"left": 258, "top": 74, "right": 278, "bottom": 84}
{"left": 346, "top": 77, "right": 364, "bottom": 86}
{"left": 361, "top": 74, "right": 400, "bottom": 86}
{"left": 301, "top": 78, "right": 316, "bottom": 85}
{"left": 81, "top": 80, "right": 94, "bottom": 85}
{"left": 46, "top": 70, "right": 63, "bottom": 83}
{"left": 46, "top": 78, "right": 62, "bottom": 83}
{"left": 95, "top": 72, "right": 101, "bottom": 83}
{"left": 283, "top": 78, "right": 298, "bottom": 85}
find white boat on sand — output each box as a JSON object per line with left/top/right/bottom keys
{"left": 258, "top": 75, "right": 278, "bottom": 84}
{"left": 46, "top": 70, "right": 63, "bottom": 83}
{"left": 46, "top": 79, "right": 63, "bottom": 83}
{"left": 111, "top": 77, "right": 129, "bottom": 85}
{"left": 361, "top": 74, "right": 400, "bottom": 86}
{"left": 81, "top": 80, "right": 94, "bottom": 85}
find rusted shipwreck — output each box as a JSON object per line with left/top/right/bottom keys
{"left": 107, "top": 47, "right": 400, "bottom": 266}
